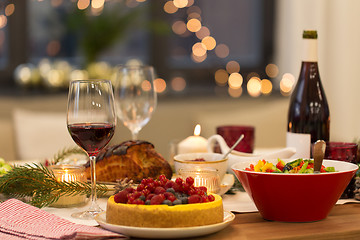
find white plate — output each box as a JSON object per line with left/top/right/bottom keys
{"left": 95, "top": 211, "right": 235, "bottom": 239}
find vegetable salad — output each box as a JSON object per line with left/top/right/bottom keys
{"left": 245, "top": 159, "right": 336, "bottom": 173}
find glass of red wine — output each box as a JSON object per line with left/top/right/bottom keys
{"left": 67, "top": 79, "right": 116, "bottom": 220}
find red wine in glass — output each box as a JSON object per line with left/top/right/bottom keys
{"left": 67, "top": 79, "right": 116, "bottom": 220}
{"left": 68, "top": 123, "right": 115, "bottom": 156}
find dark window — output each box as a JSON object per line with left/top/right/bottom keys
{"left": 0, "top": 0, "right": 275, "bottom": 97}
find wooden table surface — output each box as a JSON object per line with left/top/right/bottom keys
{"left": 179, "top": 203, "right": 360, "bottom": 240}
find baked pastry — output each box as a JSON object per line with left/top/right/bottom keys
{"left": 85, "top": 140, "right": 172, "bottom": 183}
{"left": 106, "top": 175, "right": 224, "bottom": 227}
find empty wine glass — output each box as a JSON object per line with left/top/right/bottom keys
{"left": 114, "top": 65, "right": 157, "bottom": 140}
{"left": 67, "top": 79, "right": 116, "bottom": 220}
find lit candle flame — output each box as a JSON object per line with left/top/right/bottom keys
{"left": 194, "top": 124, "right": 201, "bottom": 136}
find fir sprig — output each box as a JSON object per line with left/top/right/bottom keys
{"left": 0, "top": 163, "right": 109, "bottom": 208}
{"left": 50, "top": 146, "right": 87, "bottom": 165}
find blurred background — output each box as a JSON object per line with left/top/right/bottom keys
{"left": 0, "top": 0, "right": 359, "bottom": 161}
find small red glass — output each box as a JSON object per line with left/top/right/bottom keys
{"left": 216, "top": 125, "right": 255, "bottom": 153}
{"left": 324, "top": 142, "right": 358, "bottom": 199}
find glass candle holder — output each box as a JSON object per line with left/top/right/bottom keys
{"left": 216, "top": 125, "right": 255, "bottom": 153}
{"left": 48, "top": 165, "right": 87, "bottom": 207}
{"left": 178, "top": 167, "right": 221, "bottom": 194}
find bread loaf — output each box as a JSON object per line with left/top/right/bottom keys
{"left": 85, "top": 140, "right": 172, "bottom": 183}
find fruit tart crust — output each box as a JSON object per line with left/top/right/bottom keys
{"left": 106, "top": 194, "right": 223, "bottom": 228}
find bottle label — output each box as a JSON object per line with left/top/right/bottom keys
{"left": 286, "top": 132, "right": 311, "bottom": 159}
{"left": 302, "top": 39, "right": 318, "bottom": 62}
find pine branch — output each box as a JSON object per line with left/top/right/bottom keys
{"left": 50, "top": 146, "right": 87, "bottom": 165}
{"left": 0, "top": 163, "right": 109, "bottom": 208}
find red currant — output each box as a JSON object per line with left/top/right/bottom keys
{"left": 159, "top": 174, "right": 167, "bottom": 182}
{"left": 186, "top": 176, "right": 195, "bottom": 186}
{"left": 175, "top": 177, "right": 183, "bottom": 185}
{"left": 142, "top": 189, "right": 151, "bottom": 196}
{"left": 125, "top": 187, "right": 135, "bottom": 193}
{"left": 188, "top": 194, "right": 202, "bottom": 204}
{"left": 154, "top": 186, "right": 166, "bottom": 195}
{"left": 207, "top": 195, "right": 215, "bottom": 202}
{"left": 114, "top": 190, "right": 128, "bottom": 203}
{"left": 146, "top": 193, "right": 155, "bottom": 201}
{"left": 164, "top": 181, "right": 175, "bottom": 189}
{"left": 150, "top": 194, "right": 165, "bottom": 205}
{"left": 137, "top": 184, "right": 145, "bottom": 192}
{"left": 199, "top": 186, "right": 207, "bottom": 193}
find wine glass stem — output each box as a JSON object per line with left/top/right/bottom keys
{"left": 88, "top": 155, "right": 101, "bottom": 213}
{"left": 131, "top": 131, "right": 138, "bottom": 141}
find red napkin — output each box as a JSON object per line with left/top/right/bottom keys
{"left": 0, "top": 198, "right": 124, "bottom": 239}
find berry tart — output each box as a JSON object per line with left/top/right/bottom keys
{"left": 106, "top": 175, "right": 223, "bottom": 228}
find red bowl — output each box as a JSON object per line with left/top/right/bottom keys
{"left": 232, "top": 159, "right": 358, "bottom": 222}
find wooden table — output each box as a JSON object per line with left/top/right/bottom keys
{"left": 182, "top": 203, "right": 360, "bottom": 240}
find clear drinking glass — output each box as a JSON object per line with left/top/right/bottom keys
{"left": 114, "top": 65, "right": 157, "bottom": 140}
{"left": 67, "top": 79, "right": 116, "bottom": 219}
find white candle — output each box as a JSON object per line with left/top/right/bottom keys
{"left": 178, "top": 124, "right": 208, "bottom": 154}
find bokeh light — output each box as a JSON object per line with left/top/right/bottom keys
{"left": 214, "top": 69, "right": 228, "bottom": 86}
{"left": 5, "top": 4, "right": 15, "bottom": 16}
{"left": 192, "top": 42, "right": 207, "bottom": 57}
{"left": 14, "top": 64, "right": 32, "bottom": 85}
{"left": 186, "top": 0, "right": 195, "bottom": 8}
{"left": 173, "top": 0, "right": 188, "bottom": 8}
{"left": 215, "top": 44, "right": 229, "bottom": 58}
{"left": 171, "top": 77, "right": 186, "bottom": 91}
{"left": 0, "top": 15, "right": 7, "bottom": 29}
{"left": 195, "top": 26, "right": 210, "bottom": 40}
{"left": 228, "top": 87, "right": 242, "bottom": 98}
{"left": 172, "top": 21, "right": 187, "bottom": 35}
{"left": 280, "top": 73, "right": 296, "bottom": 96}
{"left": 228, "top": 72, "right": 243, "bottom": 89}
{"left": 46, "top": 40, "right": 61, "bottom": 57}
{"left": 164, "top": 1, "right": 178, "bottom": 14}
{"left": 77, "top": 0, "right": 90, "bottom": 10}
{"left": 154, "top": 78, "right": 167, "bottom": 93}
{"left": 141, "top": 80, "right": 152, "bottom": 91}
{"left": 126, "top": 58, "right": 143, "bottom": 66}
{"left": 92, "top": 0, "right": 105, "bottom": 9}
{"left": 46, "top": 69, "right": 64, "bottom": 88}
{"left": 261, "top": 79, "right": 273, "bottom": 95}
{"left": 247, "top": 77, "right": 261, "bottom": 97}
{"left": 70, "top": 69, "right": 89, "bottom": 81}
{"left": 187, "top": 18, "right": 202, "bottom": 32}
{"left": 201, "top": 36, "right": 216, "bottom": 50}
{"left": 265, "top": 63, "right": 279, "bottom": 78}
{"left": 226, "top": 61, "right": 240, "bottom": 74}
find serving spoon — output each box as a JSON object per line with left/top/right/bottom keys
{"left": 313, "top": 140, "right": 326, "bottom": 173}
{"left": 222, "top": 134, "right": 244, "bottom": 159}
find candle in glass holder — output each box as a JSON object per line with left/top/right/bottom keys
{"left": 178, "top": 167, "right": 221, "bottom": 194}
{"left": 48, "top": 165, "right": 87, "bottom": 208}
{"left": 178, "top": 124, "right": 208, "bottom": 154}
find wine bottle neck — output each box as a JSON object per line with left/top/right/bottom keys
{"left": 302, "top": 38, "right": 318, "bottom": 62}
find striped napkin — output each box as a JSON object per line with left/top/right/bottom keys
{"left": 0, "top": 198, "right": 124, "bottom": 239}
